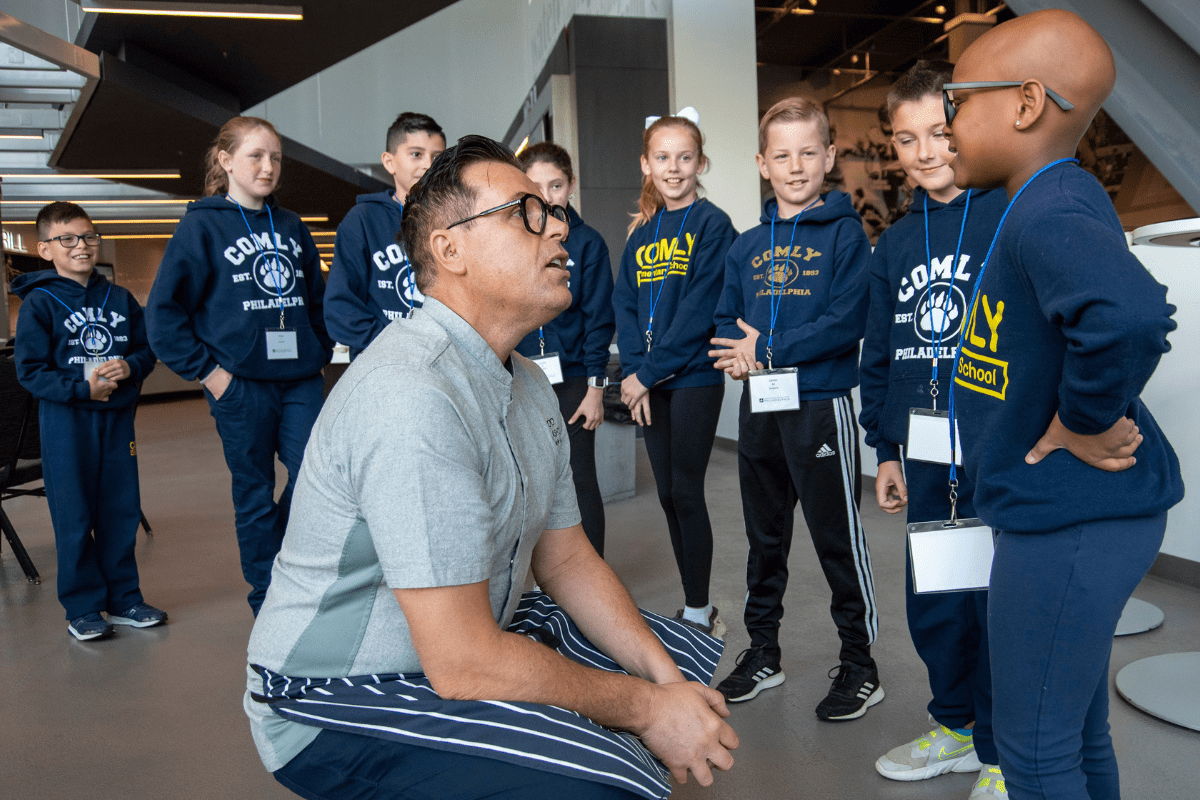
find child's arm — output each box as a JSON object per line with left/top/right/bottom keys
{"left": 299, "top": 224, "right": 335, "bottom": 358}
{"left": 858, "top": 232, "right": 902, "bottom": 466}
{"left": 579, "top": 235, "right": 617, "bottom": 383}
{"left": 612, "top": 241, "right": 645, "bottom": 382}
{"left": 323, "top": 213, "right": 384, "bottom": 355}
{"left": 113, "top": 296, "right": 156, "bottom": 384}
{"left": 145, "top": 237, "right": 218, "bottom": 381}
{"left": 1018, "top": 210, "right": 1174, "bottom": 471}
{"left": 749, "top": 222, "right": 871, "bottom": 368}
{"left": 875, "top": 460, "right": 908, "bottom": 514}
{"left": 709, "top": 246, "right": 760, "bottom": 379}
{"left": 14, "top": 300, "right": 93, "bottom": 404}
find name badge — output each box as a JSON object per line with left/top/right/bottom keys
{"left": 82, "top": 358, "right": 106, "bottom": 381}
{"left": 907, "top": 408, "right": 962, "bottom": 465}
{"left": 749, "top": 368, "right": 799, "bottom": 413}
{"left": 531, "top": 352, "right": 564, "bottom": 384}
{"left": 907, "top": 518, "right": 994, "bottom": 594}
{"left": 266, "top": 329, "right": 299, "bottom": 360}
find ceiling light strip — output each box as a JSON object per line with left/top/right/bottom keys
{"left": 80, "top": 2, "right": 304, "bottom": 21}
{"left": 0, "top": 172, "right": 181, "bottom": 180}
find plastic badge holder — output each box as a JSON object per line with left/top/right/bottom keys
{"left": 907, "top": 408, "right": 963, "bottom": 465}
{"left": 907, "top": 518, "right": 994, "bottom": 593}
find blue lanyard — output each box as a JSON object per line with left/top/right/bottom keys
{"left": 766, "top": 197, "right": 820, "bottom": 368}
{"left": 396, "top": 192, "right": 414, "bottom": 319}
{"left": 36, "top": 283, "right": 112, "bottom": 359}
{"left": 232, "top": 197, "right": 287, "bottom": 329}
{"left": 645, "top": 199, "right": 697, "bottom": 351}
{"left": 922, "top": 189, "right": 972, "bottom": 409}
{"left": 946, "top": 158, "right": 1077, "bottom": 508}
{"left": 538, "top": 327, "right": 546, "bottom": 356}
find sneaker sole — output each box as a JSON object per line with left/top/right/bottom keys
{"left": 725, "top": 671, "right": 786, "bottom": 703}
{"left": 108, "top": 615, "right": 166, "bottom": 628}
{"left": 819, "top": 685, "right": 885, "bottom": 721}
{"left": 875, "top": 749, "right": 982, "bottom": 781}
{"left": 68, "top": 624, "right": 114, "bottom": 641}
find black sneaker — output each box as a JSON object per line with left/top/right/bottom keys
{"left": 68, "top": 612, "right": 114, "bottom": 641}
{"left": 715, "top": 645, "right": 785, "bottom": 703}
{"left": 816, "top": 662, "right": 884, "bottom": 721}
{"left": 672, "top": 607, "right": 726, "bottom": 639}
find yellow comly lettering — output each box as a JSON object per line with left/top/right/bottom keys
{"left": 982, "top": 295, "right": 1004, "bottom": 353}
{"left": 775, "top": 245, "right": 791, "bottom": 259}
{"left": 636, "top": 245, "right": 647, "bottom": 267}
{"left": 804, "top": 247, "right": 821, "bottom": 262}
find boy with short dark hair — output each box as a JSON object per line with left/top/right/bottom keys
{"left": 709, "top": 97, "right": 879, "bottom": 721}
{"left": 858, "top": 60, "right": 1009, "bottom": 799}
{"left": 12, "top": 201, "right": 164, "bottom": 641}
{"left": 324, "top": 112, "right": 446, "bottom": 357}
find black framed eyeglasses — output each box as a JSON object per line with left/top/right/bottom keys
{"left": 445, "top": 193, "right": 569, "bottom": 242}
{"left": 942, "top": 81, "right": 1075, "bottom": 126}
{"left": 41, "top": 232, "right": 102, "bottom": 248}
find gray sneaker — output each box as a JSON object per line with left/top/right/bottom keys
{"left": 968, "top": 765, "right": 1009, "bottom": 798}
{"left": 875, "top": 725, "right": 982, "bottom": 781}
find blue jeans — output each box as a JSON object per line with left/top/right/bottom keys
{"left": 274, "top": 729, "right": 642, "bottom": 800}
{"left": 988, "top": 513, "right": 1166, "bottom": 800}
{"left": 903, "top": 456, "right": 994, "bottom": 764}
{"left": 205, "top": 373, "right": 323, "bottom": 614}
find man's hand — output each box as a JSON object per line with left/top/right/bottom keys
{"left": 622, "top": 374, "right": 651, "bottom": 426}
{"left": 638, "top": 682, "right": 738, "bottom": 787}
{"left": 1025, "top": 412, "right": 1142, "bottom": 472}
{"left": 568, "top": 386, "right": 605, "bottom": 431}
{"left": 876, "top": 460, "right": 908, "bottom": 514}
{"left": 709, "top": 319, "right": 762, "bottom": 373}
{"left": 204, "top": 366, "right": 233, "bottom": 401}
{"left": 87, "top": 371, "right": 117, "bottom": 402}
{"left": 93, "top": 358, "right": 131, "bottom": 382}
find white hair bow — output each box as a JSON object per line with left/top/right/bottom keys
{"left": 645, "top": 106, "right": 700, "bottom": 129}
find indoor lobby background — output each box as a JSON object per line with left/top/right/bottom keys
{"left": 1, "top": 1, "right": 1197, "bottom": 798}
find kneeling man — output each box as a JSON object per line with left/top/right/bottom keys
{"left": 244, "top": 135, "right": 737, "bottom": 800}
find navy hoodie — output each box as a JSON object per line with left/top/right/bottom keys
{"left": 515, "top": 205, "right": 615, "bottom": 379}
{"left": 324, "top": 190, "right": 422, "bottom": 357}
{"left": 858, "top": 187, "right": 1007, "bottom": 465}
{"left": 715, "top": 192, "right": 870, "bottom": 399}
{"left": 953, "top": 161, "right": 1183, "bottom": 532}
{"left": 12, "top": 269, "right": 156, "bottom": 410}
{"left": 146, "top": 195, "right": 333, "bottom": 382}
{"left": 613, "top": 198, "right": 736, "bottom": 390}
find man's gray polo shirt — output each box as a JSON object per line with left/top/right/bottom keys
{"left": 244, "top": 298, "right": 580, "bottom": 771}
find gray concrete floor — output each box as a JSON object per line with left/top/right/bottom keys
{"left": 2, "top": 395, "right": 1197, "bottom": 799}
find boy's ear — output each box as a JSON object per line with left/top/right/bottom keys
{"left": 36, "top": 239, "right": 54, "bottom": 262}
{"left": 1015, "top": 79, "right": 1048, "bottom": 130}
{"left": 755, "top": 152, "right": 770, "bottom": 182}
{"left": 824, "top": 143, "right": 837, "bottom": 174}
{"left": 380, "top": 150, "right": 398, "bottom": 177}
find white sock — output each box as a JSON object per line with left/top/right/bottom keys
{"left": 683, "top": 604, "right": 712, "bottom": 625}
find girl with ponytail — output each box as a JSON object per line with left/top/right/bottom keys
{"left": 612, "top": 111, "right": 736, "bottom": 635}
{"left": 146, "top": 116, "right": 333, "bottom": 615}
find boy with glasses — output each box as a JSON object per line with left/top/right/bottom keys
{"left": 12, "top": 201, "right": 165, "bottom": 640}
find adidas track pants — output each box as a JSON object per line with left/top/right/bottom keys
{"left": 736, "top": 390, "right": 878, "bottom": 667}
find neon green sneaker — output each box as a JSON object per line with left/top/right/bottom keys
{"left": 875, "top": 725, "right": 982, "bottom": 781}
{"left": 968, "top": 765, "right": 1009, "bottom": 798}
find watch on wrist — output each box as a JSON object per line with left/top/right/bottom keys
{"left": 587, "top": 377, "right": 608, "bottom": 388}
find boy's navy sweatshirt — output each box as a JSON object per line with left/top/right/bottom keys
{"left": 858, "top": 187, "right": 1007, "bottom": 465}
{"left": 715, "top": 192, "right": 870, "bottom": 400}
{"left": 324, "top": 190, "right": 422, "bottom": 358}
{"left": 12, "top": 269, "right": 155, "bottom": 410}
{"left": 954, "top": 161, "right": 1183, "bottom": 533}
{"left": 146, "top": 195, "right": 333, "bottom": 383}
{"left": 515, "top": 205, "right": 615, "bottom": 379}
{"left": 613, "top": 198, "right": 736, "bottom": 390}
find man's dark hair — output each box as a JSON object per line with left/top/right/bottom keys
{"left": 886, "top": 59, "right": 955, "bottom": 122}
{"left": 400, "top": 134, "right": 521, "bottom": 292}
{"left": 36, "top": 201, "right": 92, "bottom": 241}
{"left": 385, "top": 112, "right": 446, "bottom": 154}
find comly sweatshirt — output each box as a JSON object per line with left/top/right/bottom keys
{"left": 715, "top": 192, "right": 870, "bottom": 399}
{"left": 858, "top": 187, "right": 1007, "bottom": 464}
{"left": 146, "top": 195, "right": 333, "bottom": 382}
{"left": 324, "top": 191, "right": 423, "bottom": 358}
{"left": 953, "top": 161, "right": 1183, "bottom": 532}
{"left": 515, "top": 205, "right": 615, "bottom": 380}
{"left": 613, "top": 198, "right": 736, "bottom": 390}
{"left": 12, "top": 269, "right": 155, "bottom": 410}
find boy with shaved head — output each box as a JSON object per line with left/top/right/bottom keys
{"left": 943, "top": 9, "right": 1182, "bottom": 800}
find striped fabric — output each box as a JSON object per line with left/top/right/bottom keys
{"left": 253, "top": 592, "right": 723, "bottom": 800}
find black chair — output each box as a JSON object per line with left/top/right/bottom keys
{"left": 0, "top": 349, "right": 43, "bottom": 584}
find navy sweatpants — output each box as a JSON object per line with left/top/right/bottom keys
{"left": 988, "top": 513, "right": 1166, "bottom": 800}
{"left": 204, "top": 374, "right": 323, "bottom": 615}
{"left": 275, "top": 728, "right": 641, "bottom": 800}
{"left": 39, "top": 401, "right": 144, "bottom": 621}
{"left": 555, "top": 377, "right": 605, "bottom": 556}
{"left": 738, "top": 391, "right": 877, "bottom": 667}
{"left": 903, "top": 456, "right": 994, "bottom": 764}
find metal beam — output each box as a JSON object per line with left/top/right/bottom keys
{"left": 0, "top": 70, "right": 87, "bottom": 89}
{"left": 0, "top": 87, "right": 80, "bottom": 104}
{"left": 0, "top": 13, "right": 100, "bottom": 78}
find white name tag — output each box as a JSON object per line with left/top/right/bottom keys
{"left": 266, "top": 330, "right": 299, "bottom": 360}
{"left": 749, "top": 368, "right": 800, "bottom": 413}
{"left": 907, "top": 408, "right": 962, "bottom": 465}
{"left": 531, "top": 352, "right": 564, "bottom": 384}
{"left": 907, "top": 518, "right": 994, "bottom": 593}
{"left": 82, "top": 359, "right": 106, "bottom": 381}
